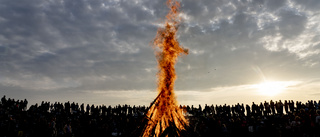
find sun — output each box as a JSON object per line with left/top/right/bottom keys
{"left": 255, "top": 81, "right": 288, "bottom": 96}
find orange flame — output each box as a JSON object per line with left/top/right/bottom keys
{"left": 142, "top": 0, "right": 189, "bottom": 136}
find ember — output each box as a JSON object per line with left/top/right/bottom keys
{"left": 141, "top": 0, "right": 189, "bottom": 136}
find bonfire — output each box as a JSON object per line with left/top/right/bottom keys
{"left": 141, "top": 0, "right": 189, "bottom": 136}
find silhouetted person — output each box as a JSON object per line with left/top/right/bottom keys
{"left": 246, "top": 104, "right": 251, "bottom": 116}
{"left": 252, "top": 102, "right": 257, "bottom": 117}
{"left": 284, "top": 100, "right": 289, "bottom": 114}
{"left": 86, "top": 104, "right": 90, "bottom": 114}
{"left": 264, "top": 101, "right": 271, "bottom": 116}
{"left": 1, "top": 95, "right": 6, "bottom": 106}
{"left": 80, "top": 103, "right": 84, "bottom": 114}
{"left": 270, "top": 100, "right": 276, "bottom": 115}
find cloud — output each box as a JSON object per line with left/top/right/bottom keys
{"left": 0, "top": 0, "right": 161, "bottom": 90}
{"left": 278, "top": 9, "right": 307, "bottom": 39}
{"left": 0, "top": 0, "right": 319, "bottom": 105}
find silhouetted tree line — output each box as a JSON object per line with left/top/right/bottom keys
{"left": 1, "top": 95, "right": 320, "bottom": 137}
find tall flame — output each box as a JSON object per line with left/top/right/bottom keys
{"left": 142, "top": 0, "right": 189, "bottom": 136}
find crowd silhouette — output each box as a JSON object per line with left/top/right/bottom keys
{"left": 1, "top": 95, "right": 320, "bottom": 137}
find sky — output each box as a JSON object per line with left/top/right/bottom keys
{"left": 1, "top": 0, "right": 320, "bottom": 107}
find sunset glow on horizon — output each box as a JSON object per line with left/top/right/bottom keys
{"left": 253, "top": 80, "right": 301, "bottom": 96}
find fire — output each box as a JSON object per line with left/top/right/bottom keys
{"left": 142, "top": 0, "right": 189, "bottom": 136}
